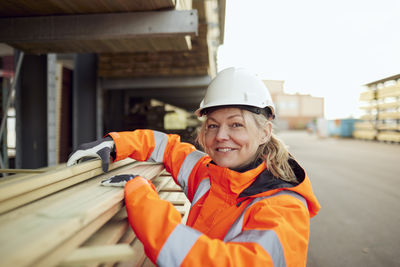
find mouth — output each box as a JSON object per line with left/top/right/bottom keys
{"left": 216, "top": 147, "right": 237, "bottom": 152}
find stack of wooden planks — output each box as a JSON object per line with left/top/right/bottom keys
{"left": 0, "top": 159, "right": 190, "bottom": 267}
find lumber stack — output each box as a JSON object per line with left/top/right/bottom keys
{"left": 0, "top": 159, "right": 190, "bottom": 267}
{"left": 357, "top": 76, "right": 400, "bottom": 143}
{"left": 98, "top": 24, "right": 209, "bottom": 78}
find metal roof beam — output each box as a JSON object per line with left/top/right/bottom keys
{"left": 0, "top": 10, "right": 198, "bottom": 42}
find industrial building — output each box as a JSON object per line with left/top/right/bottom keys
{"left": 263, "top": 80, "right": 324, "bottom": 130}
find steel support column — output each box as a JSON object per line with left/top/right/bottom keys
{"left": 47, "top": 54, "right": 58, "bottom": 166}
{"left": 72, "top": 54, "right": 97, "bottom": 148}
{"left": 15, "top": 53, "right": 47, "bottom": 168}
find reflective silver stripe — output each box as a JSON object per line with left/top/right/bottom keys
{"left": 148, "top": 131, "right": 168, "bottom": 163}
{"left": 191, "top": 178, "right": 210, "bottom": 207}
{"left": 177, "top": 150, "right": 206, "bottom": 195}
{"left": 231, "top": 229, "right": 286, "bottom": 267}
{"left": 156, "top": 224, "right": 202, "bottom": 267}
{"left": 224, "top": 190, "right": 307, "bottom": 242}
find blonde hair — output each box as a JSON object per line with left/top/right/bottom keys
{"left": 196, "top": 109, "right": 297, "bottom": 183}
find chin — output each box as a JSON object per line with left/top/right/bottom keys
{"left": 215, "top": 160, "right": 238, "bottom": 169}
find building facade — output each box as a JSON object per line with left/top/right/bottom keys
{"left": 263, "top": 80, "right": 324, "bottom": 130}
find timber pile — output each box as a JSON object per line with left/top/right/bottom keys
{"left": 98, "top": 24, "right": 209, "bottom": 78}
{"left": 0, "top": 159, "right": 190, "bottom": 267}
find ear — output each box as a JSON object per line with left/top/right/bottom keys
{"left": 259, "top": 123, "right": 272, "bottom": 145}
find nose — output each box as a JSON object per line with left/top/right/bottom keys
{"left": 215, "top": 125, "right": 229, "bottom": 141}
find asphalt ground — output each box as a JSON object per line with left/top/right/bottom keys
{"left": 278, "top": 131, "right": 400, "bottom": 267}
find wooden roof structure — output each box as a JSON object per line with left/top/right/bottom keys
{"left": 364, "top": 73, "right": 400, "bottom": 87}
{"left": 0, "top": 0, "right": 225, "bottom": 111}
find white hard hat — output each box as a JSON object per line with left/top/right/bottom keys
{"left": 195, "top": 67, "right": 275, "bottom": 119}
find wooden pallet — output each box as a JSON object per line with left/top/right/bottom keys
{"left": 353, "top": 130, "right": 377, "bottom": 140}
{"left": 377, "top": 132, "right": 400, "bottom": 143}
{"left": 359, "top": 90, "right": 375, "bottom": 101}
{"left": 377, "top": 84, "right": 400, "bottom": 99}
{"left": 0, "top": 159, "right": 190, "bottom": 267}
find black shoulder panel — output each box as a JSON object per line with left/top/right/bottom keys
{"left": 238, "top": 158, "right": 305, "bottom": 198}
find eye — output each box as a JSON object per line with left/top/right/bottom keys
{"left": 207, "top": 124, "right": 218, "bottom": 129}
{"left": 232, "top": 122, "right": 244, "bottom": 128}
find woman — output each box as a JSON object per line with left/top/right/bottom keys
{"left": 68, "top": 67, "right": 320, "bottom": 266}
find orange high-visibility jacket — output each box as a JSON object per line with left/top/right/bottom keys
{"left": 109, "top": 130, "right": 321, "bottom": 267}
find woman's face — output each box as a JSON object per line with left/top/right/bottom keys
{"left": 204, "top": 108, "right": 270, "bottom": 169}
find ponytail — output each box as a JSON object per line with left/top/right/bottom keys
{"left": 257, "top": 133, "right": 297, "bottom": 183}
{"left": 251, "top": 112, "right": 297, "bottom": 183}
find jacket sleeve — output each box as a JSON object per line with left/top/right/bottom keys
{"left": 125, "top": 179, "right": 310, "bottom": 267}
{"left": 108, "top": 130, "right": 207, "bottom": 200}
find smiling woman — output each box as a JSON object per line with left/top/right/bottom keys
{"left": 67, "top": 67, "right": 321, "bottom": 266}
{"left": 201, "top": 108, "right": 264, "bottom": 169}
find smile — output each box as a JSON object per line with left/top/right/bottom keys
{"left": 216, "top": 148, "right": 236, "bottom": 152}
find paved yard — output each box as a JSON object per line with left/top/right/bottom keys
{"left": 278, "top": 131, "right": 400, "bottom": 267}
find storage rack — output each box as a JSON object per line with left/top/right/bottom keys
{"left": 354, "top": 74, "right": 400, "bottom": 142}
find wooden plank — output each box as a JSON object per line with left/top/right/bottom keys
{"left": 101, "top": 229, "right": 137, "bottom": 267}
{"left": 34, "top": 202, "right": 123, "bottom": 267}
{"left": 0, "top": 163, "right": 164, "bottom": 267}
{"left": 359, "top": 90, "right": 375, "bottom": 101}
{"left": 83, "top": 220, "right": 129, "bottom": 246}
{"left": 0, "top": 168, "right": 45, "bottom": 174}
{"left": 97, "top": 23, "right": 209, "bottom": 78}
{"left": 0, "top": 187, "right": 125, "bottom": 266}
{"left": 117, "top": 239, "right": 146, "bottom": 267}
{"left": 0, "top": 159, "right": 102, "bottom": 201}
{"left": 378, "top": 102, "right": 399, "bottom": 110}
{"left": 0, "top": 163, "right": 64, "bottom": 185}
{"left": 0, "top": 164, "right": 187, "bottom": 267}
{"left": 60, "top": 173, "right": 190, "bottom": 267}
{"left": 112, "top": 207, "right": 128, "bottom": 221}
{"left": 59, "top": 244, "right": 136, "bottom": 266}
{"left": 104, "top": 233, "right": 147, "bottom": 267}
{"left": 0, "top": 163, "right": 160, "bottom": 225}
{"left": 0, "top": 158, "right": 135, "bottom": 201}
{"left": 353, "top": 130, "right": 377, "bottom": 140}
{"left": 170, "top": 200, "right": 186, "bottom": 206}
{"left": 0, "top": 168, "right": 117, "bottom": 225}
{"left": 159, "top": 187, "right": 183, "bottom": 192}
{"left": 0, "top": 159, "right": 137, "bottom": 214}
{"left": 119, "top": 229, "right": 136, "bottom": 244}
{"left": 141, "top": 257, "right": 157, "bottom": 267}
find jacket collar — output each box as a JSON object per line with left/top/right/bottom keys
{"left": 206, "top": 157, "right": 320, "bottom": 217}
{"left": 207, "top": 158, "right": 305, "bottom": 200}
{"left": 206, "top": 161, "right": 267, "bottom": 197}
{"left": 238, "top": 158, "right": 304, "bottom": 199}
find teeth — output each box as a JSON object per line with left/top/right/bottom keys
{"left": 217, "top": 148, "right": 233, "bottom": 152}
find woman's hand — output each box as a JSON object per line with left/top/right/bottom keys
{"left": 67, "top": 136, "right": 115, "bottom": 172}
{"left": 101, "top": 174, "right": 139, "bottom": 187}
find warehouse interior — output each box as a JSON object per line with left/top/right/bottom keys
{"left": 0, "top": 0, "right": 226, "bottom": 170}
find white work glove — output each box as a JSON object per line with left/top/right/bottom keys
{"left": 67, "top": 136, "right": 115, "bottom": 173}
{"left": 101, "top": 174, "right": 139, "bottom": 187}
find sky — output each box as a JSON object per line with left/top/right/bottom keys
{"left": 217, "top": 0, "right": 400, "bottom": 119}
